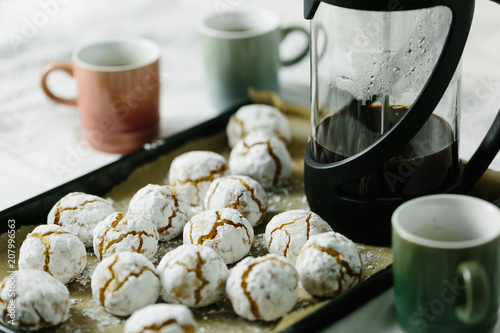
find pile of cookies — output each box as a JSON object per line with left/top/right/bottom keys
{"left": 0, "top": 105, "right": 364, "bottom": 332}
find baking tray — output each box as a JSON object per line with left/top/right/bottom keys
{"left": 0, "top": 100, "right": 393, "bottom": 333}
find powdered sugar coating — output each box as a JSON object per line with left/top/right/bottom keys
{"left": 47, "top": 192, "right": 115, "bottom": 247}
{"left": 157, "top": 244, "right": 229, "bottom": 307}
{"left": 19, "top": 224, "right": 86, "bottom": 284}
{"left": 93, "top": 212, "right": 159, "bottom": 261}
{"left": 229, "top": 132, "right": 292, "bottom": 188}
{"left": 128, "top": 184, "right": 192, "bottom": 241}
{"left": 226, "top": 254, "right": 298, "bottom": 321}
{"left": 204, "top": 175, "right": 267, "bottom": 227}
{"left": 296, "top": 232, "right": 364, "bottom": 297}
{"left": 168, "top": 151, "right": 228, "bottom": 206}
{"left": 183, "top": 208, "right": 254, "bottom": 264}
{"left": 124, "top": 303, "right": 198, "bottom": 333}
{"left": 91, "top": 252, "right": 160, "bottom": 316}
{"left": 0, "top": 269, "right": 70, "bottom": 331}
{"left": 226, "top": 104, "right": 291, "bottom": 148}
{"left": 264, "top": 209, "right": 333, "bottom": 263}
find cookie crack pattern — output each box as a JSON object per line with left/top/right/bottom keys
{"left": 143, "top": 319, "right": 196, "bottom": 333}
{"left": 53, "top": 196, "right": 104, "bottom": 226}
{"left": 268, "top": 216, "right": 306, "bottom": 252}
{"left": 100, "top": 254, "right": 120, "bottom": 307}
{"left": 103, "top": 231, "right": 154, "bottom": 255}
{"left": 172, "top": 252, "right": 209, "bottom": 305}
{"left": 205, "top": 180, "right": 221, "bottom": 208}
{"left": 196, "top": 211, "right": 251, "bottom": 245}
{"left": 241, "top": 256, "right": 292, "bottom": 320}
{"left": 241, "top": 261, "right": 260, "bottom": 319}
{"left": 28, "top": 231, "right": 71, "bottom": 273}
{"left": 193, "top": 252, "right": 209, "bottom": 305}
{"left": 172, "top": 165, "right": 228, "bottom": 186}
{"left": 96, "top": 213, "right": 125, "bottom": 259}
{"left": 233, "top": 116, "right": 245, "bottom": 138}
{"left": 158, "top": 188, "right": 180, "bottom": 236}
{"left": 308, "top": 243, "right": 362, "bottom": 294}
{"left": 100, "top": 256, "right": 158, "bottom": 307}
{"left": 0, "top": 279, "right": 10, "bottom": 319}
{"left": 266, "top": 142, "right": 282, "bottom": 186}
{"left": 231, "top": 177, "right": 266, "bottom": 222}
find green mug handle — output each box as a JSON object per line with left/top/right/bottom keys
{"left": 455, "top": 261, "right": 490, "bottom": 324}
{"left": 280, "top": 26, "right": 310, "bottom": 67}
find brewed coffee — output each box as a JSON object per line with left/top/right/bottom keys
{"left": 312, "top": 104, "right": 458, "bottom": 198}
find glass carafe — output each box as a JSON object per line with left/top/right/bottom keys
{"left": 303, "top": 0, "right": 500, "bottom": 245}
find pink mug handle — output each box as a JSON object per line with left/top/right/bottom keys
{"left": 40, "top": 62, "right": 77, "bottom": 106}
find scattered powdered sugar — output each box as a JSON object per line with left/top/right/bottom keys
{"left": 81, "top": 303, "right": 122, "bottom": 332}
{"left": 75, "top": 255, "right": 97, "bottom": 287}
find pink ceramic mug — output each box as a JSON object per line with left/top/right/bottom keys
{"left": 41, "top": 38, "right": 161, "bottom": 154}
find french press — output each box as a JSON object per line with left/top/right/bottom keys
{"left": 303, "top": 0, "right": 500, "bottom": 245}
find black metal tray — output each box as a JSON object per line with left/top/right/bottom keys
{"left": 0, "top": 101, "right": 393, "bottom": 333}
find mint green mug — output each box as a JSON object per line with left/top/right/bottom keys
{"left": 199, "top": 8, "right": 309, "bottom": 111}
{"left": 392, "top": 194, "right": 500, "bottom": 333}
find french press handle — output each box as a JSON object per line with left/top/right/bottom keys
{"left": 304, "top": 0, "right": 500, "bottom": 193}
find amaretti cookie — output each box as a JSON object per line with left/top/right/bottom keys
{"left": 93, "top": 212, "right": 159, "bottom": 261}
{"left": 183, "top": 208, "right": 254, "bottom": 264}
{"left": 296, "top": 232, "right": 364, "bottom": 297}
{"left": 124, "top": 304, "right": 198, "bottom": 333}
{"left": 47, "top": 192, "right": 115, "bottom": 247}
{"left": 157, "top": 244, "right": 229, "bottom": 307}
{"left": 226, "top": 104, "right": 291, "bottom": 148}
{"left": 128, "top": 184, "right": 192, "bottom": 241}
{"left": 0, "top": 269, "right": 70, "bottom": 331}
{"left": 229, "top": 131, "right": 292, "bottom": 188}
{"left": 168, "top": 151, "right": 228, "bottom": 206}
{"left": 226, "top": 254, "right": 298, "bottom": 321}
{"left": 265, "top": 209, "right": 333, "bottom": 263}
{"left": 91, "top": 252, "right": 160, "bottom": 316}
{"left": 204, "top": 175, "right": 267, "bottom": 227}
{"left": 18, "top": 224, "right": 86, "bottom": 284}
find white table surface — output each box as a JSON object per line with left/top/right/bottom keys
{"left": 1, "top": 0, "right": 500, "bottom": 332}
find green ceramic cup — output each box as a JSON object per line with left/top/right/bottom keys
{"left": 199, "top": 8, "right": 309, "bottom": 110}
{"left": 392, "top": 194, "right": 500, "bottom": 333}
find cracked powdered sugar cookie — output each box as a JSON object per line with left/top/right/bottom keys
{"left": 93, "top": 212, "right": 159, "bottom": 261}
{"left": 18, "top": 224, "right": 86, "bottom": 284}
{"left": 228, "top": 131, "right": 292, "bottom": 188}
{"left": 91, "top": 252, "right": 160, "bottom": 316}
{"left": 264, "top": 209, "right": 333, "bottom": 263}
{"left": 47, "top": 192, "right": 115, "bottom": 247}
{"left": 204, "top": 175, "right": 267, "bottom": 227}
{"left": 0, "top": 269, "right": 70, "bottom": 331}
{"left": 226, "top": 104, "right": 291, "bottom": 148}
{"left": 157, "top": 244, "right": 229, "bottom": 307}
{"left": 124, "top": 303, "right": 198, "bottom": 333}
{"left": 128, "top": 184, "right": 192, "bottom": 241}
{"left": 226, "top": 254, "right": 298, "bottom": 321}
{"left": 296, "top": 232, "right": 364, "bottom": 297}
{"left": 168, "top": 151, "right": 228, "bottom": 206}
{"left": 183, "top": 208, "right": 254, "bottom": 264}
